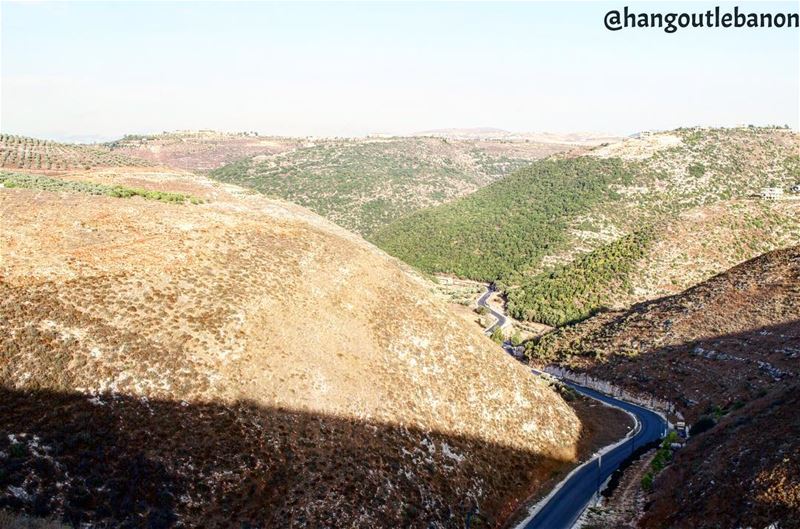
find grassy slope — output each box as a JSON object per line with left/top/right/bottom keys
{"left": 0, "top": 171, "right": 202, "bottom": 204}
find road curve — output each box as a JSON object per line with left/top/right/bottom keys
{"left": 477, "top": 285, "right": 507, "bottom": 334}
{"left": 515, "top": 377, "right": 667, "bottom": 529}
{"left": 476, "top": 284, "right": 666, "bottom": 528}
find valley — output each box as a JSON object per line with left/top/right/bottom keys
{"left": 374, "top": 126, "right": 800, "bottom": 327}
{"left": 3, "top": 3, "right": 796, "bottom": 528}
{"left": 530, "top": 245, "right": 800, "bottom": 528}
{"left": 1, "top": 126, "right": 798, "bottom": 529}
{"left": 207, "top": 135, "right": 589, "bottom": 236}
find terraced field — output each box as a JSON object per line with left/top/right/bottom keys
{"left": 0, "top": 134, "right": 151, "bottom": 171}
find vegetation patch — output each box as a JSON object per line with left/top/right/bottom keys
{"left": 210, "top": 138, "right": 567, "bottom": 236}
{"left": 376, "top": 127, "right": 800, "bottom": 325}
{"left": 506, "top": 228, "right": 654, "bottom": 326}
{"left": 372, "top": 157, "right": 638, "bottom": 281}
{"left": 0, "top": 171, "right": 202, "bottom": 204}
{"left": 641, "top": 432, "right": 678, "bottom": 492}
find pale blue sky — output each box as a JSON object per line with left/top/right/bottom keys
{"left": 1, "top": 1, "right": 798, "bottom": 141}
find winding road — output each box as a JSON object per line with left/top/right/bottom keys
{"left": 477, "top": 285, "right": 507, "bottom": 335}
{"left": 473, "top": 286, "right": 667, "bottom": 529}
{"left": 515, "top": 379, "right": 667, "bottom": 529}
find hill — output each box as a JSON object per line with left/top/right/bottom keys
{"left": 373, "top": 127, "right": 800, "bottom": 325}
{"left": 641, "top": 382, "right": 800, "bottom": 529}
{"left": 528, "top": 246, "right": 800, "bottom": 529}
{"left": 530, "top": 245, "right": 799, "bottom": 419}
{"left": 107, "top": 130, "right": 306, "bottom": 172}
{"left": 372, "top": 156, "right": 637, "bottom": 280}
{"left": 0, "top": 167, "right": 582, "bottom": 528}
{"left": 0, "top": 134, "right": 152, "bottom": 171}
{"left": 209, "top": 136, "right": 578, "bottom": 236}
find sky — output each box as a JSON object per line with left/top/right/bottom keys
{"left": 1, "top": 1, "right": 798, "bottom": 141}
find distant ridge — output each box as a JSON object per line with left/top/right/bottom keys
{"left": 412, "top": 127, "right": 621, "bottom": 145}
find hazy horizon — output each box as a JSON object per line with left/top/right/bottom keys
{"left": 2, "top": 1, "right": 798, "bottom": 142}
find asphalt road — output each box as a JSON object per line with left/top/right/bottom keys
{"left": 477, "top": 286, "right": 507, "bottom": 334}
{"left": 517, "top": 378, "right": 667, "bottom": 529}
{"left": 475, "top": 285, "right": 666, "bottom": 528}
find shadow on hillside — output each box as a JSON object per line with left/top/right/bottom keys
{"left": 570, "top": 318, "right": 800, "bottom": 419}
{"left": 640, "top": 381, "right": 800, "bottom": 529}
{"left": 659, "top": 318, "right": 800, "bottom": 355}
{"left": 0, "top": 386, "right": 574, "bottom": 529}
{"left": 544, "top": 318, "right": 800, "bottom": 528}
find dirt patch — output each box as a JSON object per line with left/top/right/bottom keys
{"left": 580, "top": 449, "right": 657, "bottom": 529}
{"left": 570, "top": 396, "right": 635, "bottom": 459}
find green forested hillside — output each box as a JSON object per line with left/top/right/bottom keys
{"left": 374, "top": 127, "right": 800, "bottom": 326}
{"left": 210, "top": 137, "right": 567, "bottom": 235}
{"left": 505, "top": 229, "right": 653, "bottom": 326}
{"left": 371, "top": 157, "right": 638, "bottom": 281}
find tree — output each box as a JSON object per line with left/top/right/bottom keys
{"left": 490, "top": 327, "right": 504, "bottom": 344}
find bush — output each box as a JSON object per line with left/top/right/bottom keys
{"left": 688, "top": 163, "right": 706, "bottom": 178}
{"left": 689, "top": 416, "right": 716, "bottom": 436}
{"left": 641, "top": 471, "right": 654, "bottom": 492}
{"left": 9, "top": 442, "right": 26, "bottom": 458}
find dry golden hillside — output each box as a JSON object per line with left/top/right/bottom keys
{"left": 108, "top": 131, "right": 304, "bottom": 172}
{"left": 0, "top": 168, "right": 581, "bottom": 528}
{"left": 622, "top": 199, "right": 800, "bottom": 306}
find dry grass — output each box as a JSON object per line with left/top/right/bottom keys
{"left": 1, "top": 168, "right": 582, "bottom": 528}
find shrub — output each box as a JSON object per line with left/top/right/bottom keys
{"left": 689, "top": 416, "right": 716, "bottom": 436}
{"left": 688, "top": 163, "right": 706, "bottom": 178}
{"left": 641, "top": 471, "right": 654, "bottom": 491}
